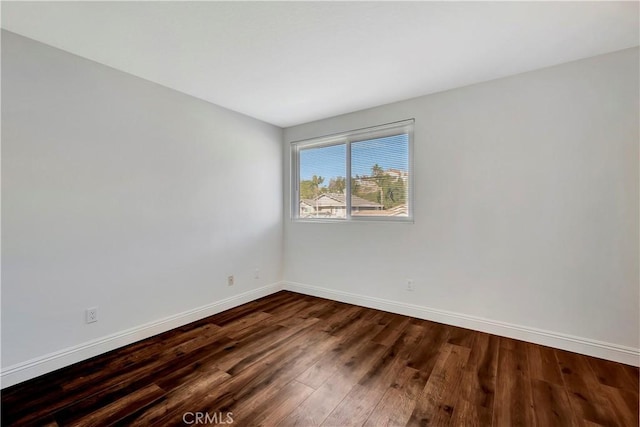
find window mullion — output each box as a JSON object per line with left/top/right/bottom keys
{"left": 292, "top": 144, "right": 299, "bottom": 219}
{"left": 346, "top": 139, "right": 352, "bottom": 219}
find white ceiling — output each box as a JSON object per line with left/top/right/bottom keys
{"left": 2, "top": 1, "right": 638, "bottom": 128}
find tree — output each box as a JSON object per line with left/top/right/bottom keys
{"left": 363, "top": 165, "right": 407, "bottom": 209}
{"left": 299, "top": 175, "right": 325, "bottom": 199}
{"left": 377, "top": 175, "right": 406, "bottom": 209}
{"left": 351, "top": 177, "right": 361, "bottom": 196}
{"left": 299, "top": 180, "right": 315, "bottom": 200}
{"left": 328, "top": 176, "right": 346, "bottom": 194}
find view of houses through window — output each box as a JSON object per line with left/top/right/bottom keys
{"left": 297, "top": 129, "right": 411, "bottom": 220}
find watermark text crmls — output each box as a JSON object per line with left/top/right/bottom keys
{"left": 183, "top": 411, "right": 234, "bottom": 425}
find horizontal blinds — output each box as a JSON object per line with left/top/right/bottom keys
{"left": 292, "top": 119, "right": 413, "bottom": 221}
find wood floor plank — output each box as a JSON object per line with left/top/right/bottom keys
{"left": 67, "top": 383, "right": 165, "bottom": 427}
{"left": 492, "top": 338, "right": 536, "bottom": 426}
{"left": 527, "top": 342, "right": 564, "bottom": 385}
{"left": 321, "top": 356, "right": 405, "bottom": 425}
{"left": 530, "top": 378, "right": 578, "bottom": 426}
{"left": 280, "top": 341, "right": 388, "bottom": 426}
{"left": 453, "top": 374, "right": 493, "bottom": 426}
{"left": 371, "top": 314, "right": 411, "bottom": 346}
{"left": 306, "top": 300, "right": 343, "bottom": 320}
{"left": 621, "top": 365, "right": 639, "bottom": 390}
{"left": 259, "top": 292, "right": 313, "bottom": 315}
{"left": 446, "top": 325, "right": 476, "bottom": 348}
{"left": 587, "top": 356, "right": 638, "bottom": 391}
{"left": 3, "top": 332, "right": 234, "bottom": 426}
{"left": 204, "top": 327, "right": 340, "bottom": 422}
{"left": 295, "top": 316, "right": 386, "bottom": 389}
{"left": 322, "top": 321, "right": 432, "bottom": 426}
{"left": 556, "top": 349, "right": 620, "bottom": 426}
{"left": 599, "top": 384, "right": 640, "bottom": 427}
{"left": 216, "top": 310, "right": 273, "bottom": 338}
{"left": 205, "top": 298, "right": 274, "bottom": 326}
{"left": 3, "top": 291, "right": 638, "bottom": 427}
{"left": 406, "top": 321, "right": 451, "bottom": 376}
{"left": 364, "top": 366, "right": 429, "bottom": 427}
{"left": 242, "top": 380, "right": 315, "bottom": 427}
{"left": 125, "top": 368, "right": 231, "bottom": 426}
{"left": 319, "top": 304, "right": 365, "bottom": 336}
{"left": 456, "top": 332, "right": 500, "bottom": 426}
{"left": 407, "top": 343, "right": 471, "bottom": 426}
{"left": 154, "top": 324, "right": 339, "bottom": 426}
{"left": 449, "top": 398, "right": 484, "bottom": 427}
{"left": 60, "top": 322, "right": 226, "bottom": 393}
{"left": 40, "top": 418, "right": 60, "bottom": 427}
{"left": 214, "top": 320, "right": 314, "bottom": 374}
{"left": 3, "top": 321, "right": 221, "bottom": 421}
{"left": 53, "top": 375, "right": 173, "bottom": 425}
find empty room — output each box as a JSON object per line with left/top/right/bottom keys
{"left": 1, "top": 1, "right": 638, "bottom": 426}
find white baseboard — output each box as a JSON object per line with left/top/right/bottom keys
{"left": 0, "top": 282, "right": 284, "bottom": 389}
{"left": 4, "top": 280, "right": 637, "bottom": 389}
{"left": 283, "top": 281, "right": 640, "bottom": 367}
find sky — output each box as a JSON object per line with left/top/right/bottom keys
{"left": 299, "top": 134, "right": 409, "bottom": 182}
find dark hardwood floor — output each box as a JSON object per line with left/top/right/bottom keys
{"left": 1, "top": 291, "right": 638, "bottom": 426}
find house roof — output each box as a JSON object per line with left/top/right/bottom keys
{"left": 316, "top": 193, "right": 383, "bottom": 208}
{"left": 352, "top": 204, "right": 408, "bottom": 216}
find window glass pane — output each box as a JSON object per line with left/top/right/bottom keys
{"left": 292, "top": 119, "right": 413, "bottom": 222}
{"left": 299, "top": 143, "right": 346, "bottom": 219}
{"left": 351, "top": 134, "right": 409, "bottom": 217}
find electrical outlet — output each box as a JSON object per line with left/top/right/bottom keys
{"left": 406, "top": 279, "right": 414, "bottom": 292}
{"left": 254, "top": 268, "right": 260, "bottom": 279}
{"left": 227, "top": 275, "right": 235, "bottom": 286}
{"left": 86, "top": 307, "right": 98, "bottom": 323}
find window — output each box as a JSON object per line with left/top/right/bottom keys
{"left": 291, "top": 119, "right": 413, "bottom": 221}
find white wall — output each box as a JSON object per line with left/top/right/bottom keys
{"left": 283, "top": 48, "right": 639, "bottom": 362}
{"left": 1, "top": 31, "right": 283, "bottom": 383}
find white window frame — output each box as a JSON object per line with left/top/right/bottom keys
{"left": 290, "top": 119, "right": 414, "bottom": 222}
